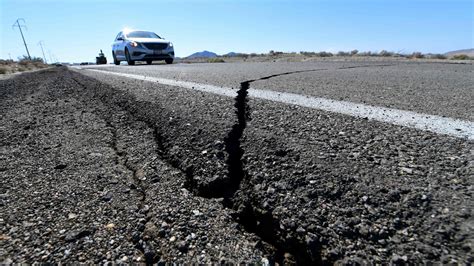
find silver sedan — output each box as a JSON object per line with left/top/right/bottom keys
{"left": 112, "top": 30, "right": 175, "bottom": 65}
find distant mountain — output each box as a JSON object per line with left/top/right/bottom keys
{"left": 186, "top": 51, "right": 218, "bottom": 59}
{"left": 444, "top": 48, "right": 474, "bottom": 57}
{"left": 223, "top": 52, "right": 249, "bottom": 57}
{"left": 223, "top": 52, "right": 238, "bottom": 57}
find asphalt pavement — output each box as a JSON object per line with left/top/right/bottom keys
{"left": 78, "top": 61, "right": 474, "bottom": 121}
{"left": 1, "top": 61, "right": 473, "bottom": 264}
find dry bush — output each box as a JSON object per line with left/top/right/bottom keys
{"left": 358, "top": 51, "right": 373, "bottom": 56}
{"left": 0, "top": 59, "right": 15, "bottom": 65}
{"left": 379, "top": 50, "right": 394, "bottom": 57}
{"left": 207, "top": 58, "right": 225, "bottom": 63}
{"left": 451, "top": 54, "right": 470, "bottom": 60}
{"left": 317, "top": 51, "right": 333, "bottom": 57}
{"left": 300, "top": 51, "right": 316, "bottom": 56}
{"left": 300, "top": 51, "right": 334, "bottom": 57}
{"left": 18, "top": 60, "right": 29, "bottom": 66}
{"left": 410, "top": 52, "right": 425, "bottom": 59}
{"left": 429, "top": 54, "right": 447, "bottom": 59}
{"left": 337, "top": 51, "right": 350, "bottom": 56}
{"left": 0, "top": 56, "right": 48, "bottom": 74}
{"left": 269, "top": 50, "right": 284, "bottom": 56}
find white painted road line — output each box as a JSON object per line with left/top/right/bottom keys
{"left": 83, "top": 68, "right": 474, "bottom": 140}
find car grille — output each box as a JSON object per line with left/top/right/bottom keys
{"left": 142, "top": 43, "right": 169, "bottom": 50}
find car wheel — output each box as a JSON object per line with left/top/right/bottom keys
{"left": 165, "top": 58, "right": 173, "bottom": 64}
{"left": 113, "top": 52, "right": 120, "bottom": 65}
{"left": 125, "top": 49, "right": 135, "bottom": 65}
{"left": 146, "top": 60, "right": 152, "bottom": 65}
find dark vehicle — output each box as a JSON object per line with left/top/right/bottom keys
{"left": 96, "top": 50, "right": 107, "bottom": 65}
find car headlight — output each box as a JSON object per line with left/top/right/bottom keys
{"left": 168, "top": 42, "right": 173, "bottom": 48}
{"left": 130, "top": 41, "right": 138, "bottom": 47}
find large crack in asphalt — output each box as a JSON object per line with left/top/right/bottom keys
{"left": 195, "top": 64, "right": 396, "bottom": 199}
{"left": 5, "top": 66, "right": 470, "bottom": 263}
{"left": 199, "top": 64, "right": 398, "bottom": 264}
{"left": 71, "top": 64, "right": 398, "bottom": 264}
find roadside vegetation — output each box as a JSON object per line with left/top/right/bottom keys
{"left": 298, "top": 50, "right": 471, "bottom": 60}
{"left": 207, "top": 58, "right": 225, "bottom": 63}
{"left": 179, "top": 50, "right": 472, "bottom": 64}
{"left": 451, "top": 54, "right": 470, "bottom": 60}
{"left": 0, "top": 56, "right": 49, "bottom": 75}
{"left": 217, "top": 50, "right": 473, "bottom": 61}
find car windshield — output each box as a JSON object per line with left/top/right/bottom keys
{"left": 126, "top": 31, "right": 161, "bottom": 39}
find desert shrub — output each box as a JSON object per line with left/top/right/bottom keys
{"left": 0, "top": 59, "right": 15, "bottom": 65}
{"left": 337, "top": 51, "right": 350, "bottom": 56}
{"left": 18, "top": 55, "right": 47, "bottom": 69}
{"left": 300, "top": 51, "right": 334, "bottom": 57}
{"left": 451, "top": 54, "right": 470, "bottom": 60}
{"left": 0, "top": 67, "right": 7, "bottom": 74}
{"left": 410, "top": 52, "right": 425, "bottom": 59}
{"left": 379, "top": 50, "right": 393, "bottom": 57}
{"left": 429, "top": 54, "right": 447, "bottom": 59}
{"left": 351, "top": 49, "right": 359, "bottom": 56}
{"left": 269, "top": 51, "right": 283, "bottom": 56}
{"left": 207, "top": 58, "right": 225, "bottom": 63}
{"left": 19, "top": 55, "right": 44, "bottom": 63}
{"left": 300, "top": 51, "right": 316, "bottom": 56}
{"left": 358, "top": 51, "right": 373, "bottom": 56}
{"left": 317, "top": 51, "right": 333, "bottom": 57}
{"left": 33, "top": 61, "right": 48, "bottom": 68}
{"left": 18, "top": 60, "right": 29, "bottom": 66}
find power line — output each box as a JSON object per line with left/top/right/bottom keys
{"left": 12, "top": 18, "right": 31, "bottom": 60}
{"left": 38, "top": 41, "right": 47, "bottom": 64}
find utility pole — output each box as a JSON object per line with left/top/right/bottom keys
{"left": 38, "top": 41, "right": 47, "bottom": 64}
{"left": 12, "top": 18, "right": 31, "bottom": 60}
{"left": 8, "top": 53, "right": 12, "bottom": 60}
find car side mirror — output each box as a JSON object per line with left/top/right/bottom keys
{"left": 117, "top": 37, "right": 124, "bottom": 41}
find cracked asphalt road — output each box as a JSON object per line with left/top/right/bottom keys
{"left": 1, "top": 61, "right": 473, "bottom": 264}
{"left": 1, "top": 69, "right": 267, "bottom": 264}
{"left": 79, "top": 61, "right": 474, "bottom": 121}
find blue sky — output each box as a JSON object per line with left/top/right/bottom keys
{"left": 1, "top": 0, "right": 472, "bottom": 63}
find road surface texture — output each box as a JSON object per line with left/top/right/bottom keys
{"left": 1, "top": 60, "right": 473, "bottom": 264}
{"left": 79, "top": 61, "right": 474, "bottom": 121}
